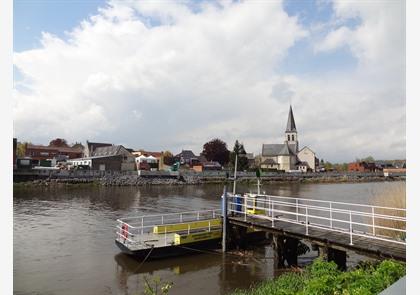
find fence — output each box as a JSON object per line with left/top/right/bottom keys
{"left": 227, "top": 193, "right": 406, "bottom": 246}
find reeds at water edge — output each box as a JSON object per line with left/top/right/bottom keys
{"left": 370, "top": 182, "right": 406, "bottom": 240}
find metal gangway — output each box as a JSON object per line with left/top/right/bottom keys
{"left": 116, "top": 209, "right": 222, "bottom": 251}
{"left": 226, "top": 193, "right": 406, "bottom": 260}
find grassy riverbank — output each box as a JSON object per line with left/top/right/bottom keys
{"left": 231, "top": 259, "right": 405, "bottom": 295}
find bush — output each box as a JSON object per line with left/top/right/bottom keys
{"left": 230, "top": 258, "right": 405, "bottom": 295}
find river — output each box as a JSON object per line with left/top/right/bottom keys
{"left": 14, "top": 181, "right": 403, "bottom": 295}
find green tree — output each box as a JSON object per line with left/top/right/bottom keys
{"left": 229, "top": 140, "right": 249, "bottom": 171}
{"left": 324, "top": 161, "right": 333, "bottom": 170}
{"left": 202, "top": 138, "right": 230, "bottom": 166}
{"left": 361, "top": 156, "right": 375, "bottom": 162}
{"left": 163, "top": 150, "right": 175, "bottom": 166}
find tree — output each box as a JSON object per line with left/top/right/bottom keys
{"left": 324, "top": 161, "right": 333, "bottom": 170}
{"left": 162, "top": 150, "right": 173, "bottom": 158}
{"left": 229, "top": 140, "right": 249, "bottom": 171}
{"left": 361, "top": 156, "right": 375, "bottom": 163}
{"left": 17, "top": 142, "right": 30, "bottom": 157}
{"left": 356, "top": 156, "right": 375, "bottom": 163}
{"left": 162, "top": 150, "right": 175, "bottom": 166}
{"left": 49, "top": 138, "right": 69, "bottom": 147}
{"left": 202, "top": 138, "right": 230, "bottom": 166}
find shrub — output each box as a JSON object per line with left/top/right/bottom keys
{"left": 230, "top": 258, "right": 405, "bottom": 295}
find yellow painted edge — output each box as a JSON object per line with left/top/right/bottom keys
{"left": 246, "top": 209, "right": 265, "bottom": 215}
{"left": 174, "top": 230, "right": 221, "bottom": 245}
{"left": 153, "top": 218, "right": 221, "bottom": 234}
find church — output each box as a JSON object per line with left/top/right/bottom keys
{"left": 260, "top": 106, "right": 318, "bottom": 172}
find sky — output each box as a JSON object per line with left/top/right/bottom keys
{"left": 13, "top": 0, "right": 406, "bottom": 162}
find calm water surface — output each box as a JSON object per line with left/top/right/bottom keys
{"left": 14, "top": 181, "right": 402, "bottom": 295}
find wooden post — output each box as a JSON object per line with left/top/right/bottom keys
{"left": 318, "top": 246, "right": 347, "bottom": 271}
{"left": 284, "top": 238, "right": 299, "bottom": 267}
{"left": 272, "top": 234, "right": 285, "bottom": 268}
{"left": 318, "top": 245, "right": 328, "bottom": 260}
{"left": 327, "top": 248, "right": 347, "bottom": 271}
{"left": 222, "top": 185, "right": 228, "bottom": 253}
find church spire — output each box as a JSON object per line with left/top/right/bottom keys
{"left": 286, "top": 105, "right": 297, "bottom": 132}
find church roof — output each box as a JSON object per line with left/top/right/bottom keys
{"left": 262, "top": 143, "right": 296, "bottom": 156}
{"left": 286, "top": 105, "right": 297, "bottom": 132}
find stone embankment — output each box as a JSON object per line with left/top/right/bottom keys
{"left": 15, "top": 172, "right": 401, "bottom": 187}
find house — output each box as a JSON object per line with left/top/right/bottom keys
{"left": 25, "top": 143, "right": 84, "bottom": 163}
{"left": 133, "top": 150, "right": 164, "bottom": 170}
{"left": 175, "top": 150, "right": 200, "bottom": 167}
{"left": 348, "top": 162, "right": 377, "bottom": 172}
{"left": 260, "top": 106, "right": 317, "bottom": 172}
{"left": 69, "top": 145, "right": 135, "bottom": 171}
{"left": 84, "top": 141, "right": 113, "bottom": 157}
{"left": 296, "top": 161, "right": 310, "bottom": 173}
{"left": 297, "top": 147, "right": 316, "bottom": 171}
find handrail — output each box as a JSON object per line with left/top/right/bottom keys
{"left": 229, "top": 201, "right": 406, "bottom": 233}
{"left": 227, "top": 193, "right": 406, "bottom": 246}
{"left": 232, "top": 193, "right": 406, "bottom": 212}
{"left": 115, "top": 219, "right": 222, "bottom": 231}
{"left": 228, "top": 197, "right": 406, "bottom": 222}
{"left": 119, "top": 208, "right": 221, "bottom": 221}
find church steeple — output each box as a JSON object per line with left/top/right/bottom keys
{"left": 286, "top": 105, "right": 297, "bottom": 132}
{"left": 285, "top": 105, "right": 298, "bottom": 153}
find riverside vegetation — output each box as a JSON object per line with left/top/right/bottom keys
{"left": 231, "top": 258, "right": 405, "bottom": 295}
{"left": 371, "top": 182, "right": 406, "bottom": 240}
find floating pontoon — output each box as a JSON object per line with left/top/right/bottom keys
{"left": 115, "top": 209, "right": 222, "bottom": 259}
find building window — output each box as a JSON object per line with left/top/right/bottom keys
{"left": 287, "top": 135, "right": 290, "bottom": 141}
{"left": 292, "top": 135, "right": 294, "bottom": 141}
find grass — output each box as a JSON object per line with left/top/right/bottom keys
{"left": 370, "top": 182, "right": 406, "bottom": 240}
{"left": 231, "top": 258, "right": 405, "bottom": 295}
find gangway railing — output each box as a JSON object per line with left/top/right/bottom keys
{"left": 116, "top": 209, "right": 222, "bottom": 248}
{"left": 227, "top": 193, "right": 406, "bottom": 246}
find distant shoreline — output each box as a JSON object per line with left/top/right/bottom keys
{"left": 13, "top": 173, "right": 404, "bottom": 188}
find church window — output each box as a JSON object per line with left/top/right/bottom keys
{"left": 288, "top": 135, "right": 290, "bottom": 141}
{"left": 292, "top": 135, "right": 294, "bottom": 141}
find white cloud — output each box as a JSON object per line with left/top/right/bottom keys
{"left": 13, "top": 0, "right": 405, "bottom": 162}
{"left": 314, "top": 26, "right": 351, "bottom": 52}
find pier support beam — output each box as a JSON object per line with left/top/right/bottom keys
{"left": 230, "top": 224, "right": 248, "bottom": 250}
{"left": 328, "top": 248, "right": 347, "bottom": 271}
{"left": 284, "top": 237, "right": 299, "bottom": 267}
{"left": 272, "top": 235, "right": 300, "bottom": 268}
{"left": 272, "top": 234, "right": 285, "bottom": 268}
{"left": 318, "top": 246, "right": 347, "bottom": 271}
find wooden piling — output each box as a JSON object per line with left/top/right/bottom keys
{"left": 284, "top": 237, "right": 299, "bottom": 267}
{"left": 272, "top": 234, "right": 285, "bottom": 268}
{"left": 318, "top": 246, "right": 347, "bottom": 271}
{"left": 328, "top": 248, "right": 347, "bottom": 271}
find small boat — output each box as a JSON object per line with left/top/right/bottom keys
{"left": 115, "top": 209, "right": 222, "bottom": 260}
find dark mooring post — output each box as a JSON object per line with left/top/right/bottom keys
{"left": 222, "top": 185, "right": 228, "bottom": 253}
{"left": 284, "top": 238, "right": 299, "bottom": 267}
{"left": 328, "top": 248, "right": 347, "bottom": 271}
{"left": 272, "top": 234, "right": 285, "bottom": 268}
{"left": 318, "top": 246, "right": 347, "bottom": 271}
